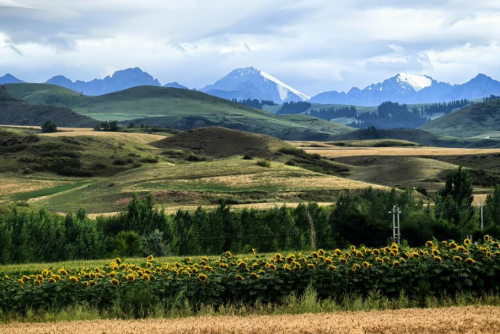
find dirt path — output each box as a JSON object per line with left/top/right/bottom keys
{"left": 3, "top": 306, "right": 500, "bottom": 334}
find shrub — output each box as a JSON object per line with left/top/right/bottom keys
{"left": 41, "top": 120, "right": 57, "bottom": 133}
{"left": 256, "top": 159, "right": 271, "bottom": 168}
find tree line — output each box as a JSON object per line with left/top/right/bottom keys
{"left": 231, "top": 98, "right": 277, "bottom": 109}
{"left": 1, "top": 167, "right": 499, "bottom": 264}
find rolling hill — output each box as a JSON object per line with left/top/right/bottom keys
{"left": 4, "top": 83, "right": 353, "bottom": 140}
{"left": 420, "top": 99, "right": 500, "bottom": 138}
{"left": 0, "top": 85, "right": 98, "bottom": 127}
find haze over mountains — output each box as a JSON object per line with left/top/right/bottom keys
{"left": 1, "top": 67, "right": 500, "bottom": 105}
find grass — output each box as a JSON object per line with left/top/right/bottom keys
{"left": 28, "top": 157, "right": 384, "bottom": 213}
{"left": 11, "top": 182, "right": 90, "bottom": 201}
{"left": 421, "top": 98, "right": 500, "bottom": 138}
{"left": 1, "top": 289, "right": 500, "bottom": 326}
{"left": 4, "top": 84, "right": 352, "bottom": 140}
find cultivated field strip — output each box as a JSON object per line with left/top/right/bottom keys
{"left": 301, "top": 146, "right": 500, "bottom": 158}
{"left": 3, "top": 306, "right": 500, "bottom": 333}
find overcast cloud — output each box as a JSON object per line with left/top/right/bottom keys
{"left": 1, "top": 0, "right": 500, "bottom": 95}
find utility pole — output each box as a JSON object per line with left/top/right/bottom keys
{"left": 389, "top": 206, "right": 402, "bottom": 245}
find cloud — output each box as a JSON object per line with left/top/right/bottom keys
{"left": 0, "top": 0, "right": 500, "bottom": 95}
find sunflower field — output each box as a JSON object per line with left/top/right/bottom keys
{"left": 1, "top": 236, "right": 500, "bottom": 315}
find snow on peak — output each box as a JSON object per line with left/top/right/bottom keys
{"left": 259, "top": 70, "right": 310, "bottom": 101}
{"left": 396, "top": 73, "right": 433, "bottom": 91}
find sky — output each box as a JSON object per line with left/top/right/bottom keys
{"left": 1, "top": 0, "right": 500, "bottom": 96}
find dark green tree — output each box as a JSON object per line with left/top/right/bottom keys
{"left": 41, "top": 120, "right": 57, "bottom": 133}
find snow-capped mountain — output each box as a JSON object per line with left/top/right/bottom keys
{"left": 311, "top": 73, "right": 500, "bottom": 106}
{"left": 45, "top": 67, "right": 161, "bottom": 95}
{"left": 0, "top": 73, "right": 24, "bottom": 84}
{"left": 202, "top": 67, "right": 310, "bottom": 103}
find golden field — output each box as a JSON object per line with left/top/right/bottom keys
{"left": 298, "top": 146, "right": 500, "bottom": 158}
{"left": 2, "top": 306, "right": 499, "bottom": 334}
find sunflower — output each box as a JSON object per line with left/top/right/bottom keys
{"left": 373, "top": 249, "right": 381, "bottom": 256}
{"left": 293, "top": 261, "right": 302, "bottom": 270}
{"left": 318, "top": 249, "right": 326, "bottom": 256}
{"left": 147, "top": 255, "right": 154, "bottom": 262}
{"left": 324, "top": 257, "right": 333, "bottom": 264}
{"left": 48, "top": 278, "right": 56, "bottom": 283}
{"left": 484, "top": 235, "right": 491, "bottom": 241}
{"left": 18, "top": 279, "right": 24, "bottom": 285}
{"left": 36, "top": 274, "right": 44, "bottom": 281}
{"left": 350, "top": 245, "right": 356, "bottom": 252}
{"left": 434, "top": 256, "right": 442, "bottom": 262}
{"left": 83, "top": 281, "right": 89, "bottom": 287}
{"left": 58, "top": 269, "right": 68, "bottom": 276}
{"left": 432, "top": 249, "right": 440, "bottom": 256}
{"left": 219, "top": 263, "right": 229, "bottom": 269}
{"left": 198, "top": 273, "right": 208, "bottom": 282}
{"left": 252, "top": 248, "right": 257, "bottom": 255}
{"left": 126, "top": 274, "right": 135, "bottom": 282}
{"left": 453, "top": 256, "right": 462, "bottom": 262}
{"left": 311, "top": 252, "right": 319, "bottom": 259}
{"left": 225, "top": 251, "right": 233, "bottom": 258}
{"left": 115, "top": 257, "right": 122, "bottom": 264}
{"left": 328, "top": 265, "right": 337, "bottom": 271}
{"left": 334, "top": 249, "right": 342, "bottom": 256}
{"left": 235, "top": 274, "right": 244, "bottom": 281}
{"left": 351, "top": 264, "right": 361, "bottom": 272}
{"left": 250, "top": 272, "right": 260, "bottom": 279}
{"left": 283, "top": 264, "right": 291, "bottom": 271}
{"left": 238, "top": 261, "right": 247, "bottom": 269}
{"left": 267, "top": 264, "right": 277, "bottom": 271}
{"left": 486, "top": 252, "right": 492, "bottom": 259}
{"left": 339, "top": 257, "right": 348, "bottom": 264}
{"left": 392, "top": 261, "right": 400, "bottom": 267}
{"left": 362, "top": 261, "right": 372, "bottom": 269}
{"left": 69, "top": 276, "right": 79, "bottom": 283}
{"left": 425, "top": 241, "right": 434, "bottom": 247}
{"left": 110, "top": 278, "right": 119, "bottom": 286}
{"left": 89, "top": 280, "right": 96, "bottom": 286}
{"left": 464, "top": 239, "right": 472, "bottom": 246}
{"left": 449, "top": 242, "right": 457, "bottom": 248}
{"left": 307, "top": 263, "right": 316, "bottom": 270}
{"left": 465, "top": 258, "right": 476, "bottom": 264}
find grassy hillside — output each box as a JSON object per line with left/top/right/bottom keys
{"left": 0, "top": 85, "right": 97, "bottom": 127}
{"left": 0, "top": 127, "right": 383, "bottom": 213}
{"left": 4, "top": 84, "right": 353, "bottom": 140}
{"left": 421, "top": 99, "right": 500, "bottom": 138}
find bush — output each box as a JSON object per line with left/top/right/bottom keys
{"left": 256, "top": 160, "right": 271, "bottom": 168}
{"left": 41, "top": 120, "right": 57, "bottom": 133}
{"left": 140, "top": 157, "right": 159, "bottom": 163}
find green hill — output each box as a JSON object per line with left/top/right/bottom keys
{"left": 420, "top": 99, "right": 500, "bottom": 138}
{"left": 0, "top": 85, "right": 97, "bottom": 127}
{"left": 4, "top": 84, "right": 353, "bottom": 140}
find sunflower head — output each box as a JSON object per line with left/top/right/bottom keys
{"left": 69, "top": 276, "right": 79, "bottom": 283}
{"left": 453, "top": 256, "right": 462, "bottom": 262}
{"left": 425, "top": 241, "right": 434, "bottom": 247}
{"left": 362, "top": 261, "right": 372, "bottom": 269}
{"left": 198, "top": 273, "right": 208, "bottom": 282}
{"left": 250, "top": 272, "right": 260, "bottom": 279}
{"left": 464, "top": 239, "right": 472, "bottom": 246}
{"left": 484, "top": 235, "right": 491, "bottom": 241}
{"left": 311, "top": 252, "right": 319, "bottom": 259}
{"left": 328, "top": 265, "right": 337, "bottom": 271}
{"left": 465, "top": 257, "right": 476, "bottom": 264}
{"left": 486, "top": 252, "right": 492, "bottom": 259}
{"left": 307, "top": 263, "right": 316, "bottom": 270}
{"left": 235, "top": 274, "right": 244, "bottom": 281}
{"left": 434, "top": 256, "right": 442, "bottom": 262}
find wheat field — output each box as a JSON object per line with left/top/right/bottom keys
{"left": 300, "top": 146, "right": 500, "bottom": 158}
{"left": 3, "top": 306, "right": 499, "bottom": 334}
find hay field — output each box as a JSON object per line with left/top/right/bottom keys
{"left": 3, "top": 306, "right": 499, "bottom": 334}
{"left": 299, "top": 146, "right": 500, "bottom": 158}
{"left": 0, "top": 125, "right": 167, "bottom": 144}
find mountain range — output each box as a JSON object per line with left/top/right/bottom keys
{"left": 311, "top": 73, "right": 500, "bottom": 106}
{"left": 2, "top": 68, "right": 500, "bottom": 105}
